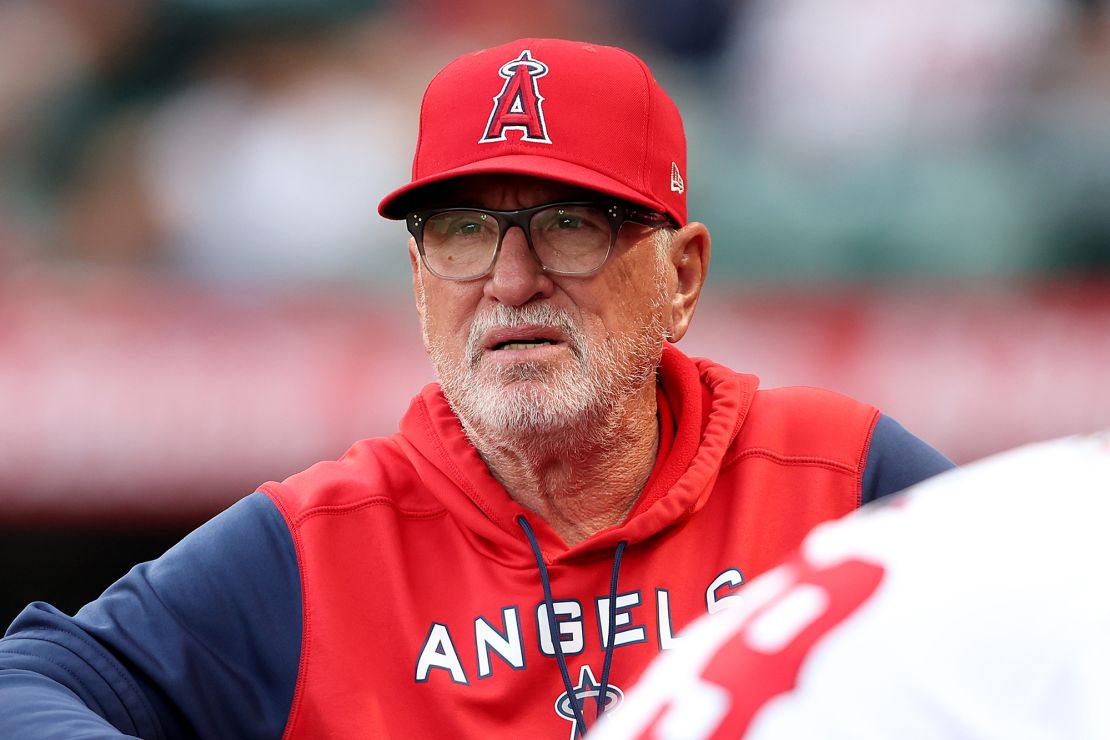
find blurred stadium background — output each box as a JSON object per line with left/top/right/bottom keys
{"left": 3, "top": 0, "right": 1109, "bottom": 620}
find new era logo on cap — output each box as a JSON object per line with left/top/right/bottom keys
{"left": 670, "top": 162, "right": 685, "bottom": 194}
{"left": 378, "top": 38, "right": 688, "bottom": 227}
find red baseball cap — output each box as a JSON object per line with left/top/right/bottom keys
{"left": 377, "top": 38, "right": 688, "bottom": 226}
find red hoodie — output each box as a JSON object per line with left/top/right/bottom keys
{"left": 263, "top": 345, "right": 887, "bottom": 739}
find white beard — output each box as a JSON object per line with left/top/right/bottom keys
{"left": 422, "top": 272, "right": 670, "bottom": 449}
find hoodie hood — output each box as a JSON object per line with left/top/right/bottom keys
{"left": 395, "top": 344, "right": 758, "bottom": 565}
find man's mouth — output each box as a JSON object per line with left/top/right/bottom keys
{"left": 482, "top": 326, "right": 567, "bottom": 354}
{"left": 466, "top": 311, "right": 582, "bottom": 368}
{"left": 493, "top": 338, "right": 558, "bottom": 351}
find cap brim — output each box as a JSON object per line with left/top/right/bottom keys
{"left": 377, "top": 154, "right": 675, "bottom": 223}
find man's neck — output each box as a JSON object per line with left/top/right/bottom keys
{"left": 464, "top": 385, "right": 660, "bottom": 547}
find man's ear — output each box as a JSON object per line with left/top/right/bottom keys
{"left": 409, "top": 238, "right": 425, "bottom": 325}
{"left": 666, "top": 222, "right": 710, "bottom": 343}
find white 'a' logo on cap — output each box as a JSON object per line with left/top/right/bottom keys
{"left": 480, "top": 50, "right": 552, "bottom": 144}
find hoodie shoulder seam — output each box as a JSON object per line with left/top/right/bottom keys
{"left": 259, "top": 480, "right": 447, "bottom": 528}
{"left": 291, "top": 497, "right": 448, "bottom": 527}
{"left": 721, "top": 447, "right": 858, "bottom": 474}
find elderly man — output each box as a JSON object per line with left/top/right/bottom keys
{"left": 0, "top": 39, "right": 952, "bottom": 739}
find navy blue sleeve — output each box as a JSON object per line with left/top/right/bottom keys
{"left": 861, "top": 415, "right": 955, "bottom": 505}
{"left": 0, "top": 492, "right": 302, "bottom": 740}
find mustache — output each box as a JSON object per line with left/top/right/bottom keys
{"left": 465, "top": 304, "right": 585, "bottom": 367}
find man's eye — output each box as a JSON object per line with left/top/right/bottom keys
{"left": 538, "top": 208, "right": 604, "bottom": 233}
{"left": 554, "top": 215, "right": 584, "bottom": 229}
{"left": 431, "top": 213, "right": 491, "bottom": 238}
{"left": 454, "top": 221, "right": 484, "bottom": 236}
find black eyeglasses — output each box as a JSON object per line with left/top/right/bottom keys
{"left": 406, "top": 201, "right": 672, "bottom": 281}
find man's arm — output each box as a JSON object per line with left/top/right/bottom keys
{"left": 0, "top": 492, "right": 302, "bottom": 739}
{"left": 861, "top": 415, "right": 954, "bottom": 505}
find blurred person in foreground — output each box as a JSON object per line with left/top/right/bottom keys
{"left": 0, "top": 38, "right": 952, "bottom": 739}
{"left": 593, "top": 431, "right": 1110, "bottom": 740}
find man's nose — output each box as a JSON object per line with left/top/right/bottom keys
{"left": 483, "top": 226, "right": 554, "bottom": 306}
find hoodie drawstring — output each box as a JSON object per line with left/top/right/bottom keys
{"left": 517, "top": 515, "right": 627, "bottom": 739}
{"left": 597, "top": 539, "right": 626, "bottom": 721}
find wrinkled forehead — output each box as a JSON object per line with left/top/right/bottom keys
{"left": 407, "top": 174, "right": 609, "bottom": 212}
